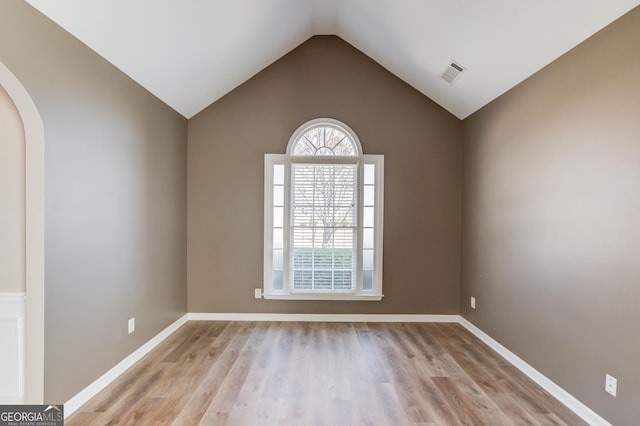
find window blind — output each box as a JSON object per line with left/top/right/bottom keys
{"left": 291, "top": 164, "right": 356, "bottom": 291}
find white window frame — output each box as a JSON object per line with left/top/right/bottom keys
{"left": 263, "top": 118, "right": 384, "bottom": 301}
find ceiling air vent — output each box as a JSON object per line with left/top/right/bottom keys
{"left": 441, "top": 61, "right": 466, "bottom": 84}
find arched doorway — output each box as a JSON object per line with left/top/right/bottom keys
{"left": 0, "top": 61, "right": 45, "bottom": 404}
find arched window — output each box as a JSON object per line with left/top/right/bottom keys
{"left": 264, "top": 119, "right": 384, "bottom": 300}
{"left": 288, "top": 120, "right": 359, "bottom": 157}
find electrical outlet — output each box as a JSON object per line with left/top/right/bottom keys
{"left": 470, "top": 296, "right": 476, "bottom": 309}
{"left": 254, "top": 288, "right": 262, "bottom": 299}
{"left": 605, "top": 374, "right": 617, "bottom": 397}
{"left": 128, "top": 318, "right": 135, "bottom": 334}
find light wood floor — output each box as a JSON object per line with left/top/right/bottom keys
{"left": 67, "top": 321, "right": 585, "bottom": 425}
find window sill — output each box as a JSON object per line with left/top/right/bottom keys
{"left": 263, "top": 293, "right": 383, "bottom": 301}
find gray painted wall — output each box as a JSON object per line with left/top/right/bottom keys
{"left": 0, "top": 0, "right": 188, "bottom": 402}
{"left": 461, "top": 7, "right": 640, "bottom": 425}
{"left": 188, "top": 36, "right": 463, "bottom": 314}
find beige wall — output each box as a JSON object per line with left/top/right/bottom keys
{"left": 188, "top": 36, "right": 462, "bottom": 314}
{"left": 461, "top": 7, "right": 640, "bottom": 425}
{"left": 0, "top": 84, "right": 25, "bottom": 293}
{"left": 0, "top": 0, "right": 188, "bottom": 402}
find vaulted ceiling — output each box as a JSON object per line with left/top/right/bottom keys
{"left": 25, "top": 0, "right": 640, "bottom": 119}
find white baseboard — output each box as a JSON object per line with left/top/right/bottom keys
{"left": 62, "top": 312, "right": 608, "bottom": 425}
{"left": 188, "top": 312, "right": 461, "bottom": 323}
{"left": 64, "top": 314, "right": 189, "bottom": 418}
{"left": 459, "top": 317, "right": 611, "bottom": 426}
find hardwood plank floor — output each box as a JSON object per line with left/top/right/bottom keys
{"left": 67, "top": 321, "right": 586, "bottom": 426}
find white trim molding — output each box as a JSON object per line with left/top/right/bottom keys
{"left": 262, "top": 294, "right": 384, "bottom": 301}
{"left": 264, "top": 120, "right": 385, "bottom": 302}
{"left": 64, "top": 314, "right": 189, "bottom": 419}
{"left": 0, "top": 293, "right": 26, "bottom": 404}
{"left": 459, "top": 317, "right": 612, "bottom": 426}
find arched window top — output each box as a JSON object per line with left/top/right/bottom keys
{"left": 287, "top": 118, "right": 362, "bottom": 157}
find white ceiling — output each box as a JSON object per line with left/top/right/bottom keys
{"left": 25, "top": 0, "right": 640, "bottom": 119}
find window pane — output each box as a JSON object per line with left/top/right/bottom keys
{"left": 334, "top": 249, "right": 353, "bottom": 269}
{"left": 291, "top": 162, "right": 356, "bottom": 291}
{"left": 364, "top": 163, "right": 375, "bottom": 185}
{"left": 363, "top": 185, "right": 374, "bottom": 206}
{"left": 273, "top": 185, "right": 284, "bottom": 206}
{"left": 292, "top": 138, "right": 315, "bottom": 155}
{"left": 315, "top": 270, "right": 332, "bottom": 289}
{"left": 334, "top": 187, "right": 354, "bottom": 206}
{"left": 272, "top": 270, "right": 283, "bottom": 290}
{"left": 293, "top": 227, "right": 313, "bottom": 248}
{"left": 362, "top": 270, "right": 373, "bottom": 291}
{"left": 334, "top": 207, "right": 354, "bottom": 227}
{"left": 333, "top": 270, "right": 352, "bottom": 289}
{"left": 292, "top": 206, "right": 312, "bottom": 227}
{"left": 313, "top": 249, "right": 333, "bottom": 270}
{"left": 273, "top": 249, "right": 283, "bottom": 269}
{"left": 293, "top": 248, "right": 312, "bottom": 269}
{"left": 313, "top": 206, "right": 335, "bottom": 228}
{"left": 333, "top": 229, "right": 354, "bottom": 250}
{"left": 362, "top": 162, "right": 377, "bottom": 293}
{"left": 324, "top": 128, "right": 344, "bottom": 150}
{"left": 363, "top": 228, "right": 374, "bottom": 249}
{"left": 294, "top": 270, "right": 313, "bottom": 289}
{"left": 363, "top": 207, "right": 374, "bottom": 228}
{"left": 292, "top": 126, "right": 356, "bottom": 157}
{"left": 273, "top": 228, "right": 283, "bottom": 249}
{"left": 273, "top": 206, "right": 284, "bottom": 228}
{"left": 363, "top": 249, "right": 374, "bottom": 270}
{"left": 274, "top": 164, "right": 284, "bottom": 185}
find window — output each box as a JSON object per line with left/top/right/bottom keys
{"left": 264, "top": 118, "right": 384, "bottom": 300}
